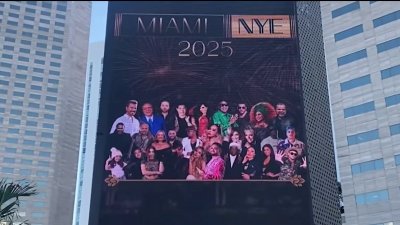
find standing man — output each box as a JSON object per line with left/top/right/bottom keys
{"left": 271, "top": 103, "right": 295, "bottom": 139}
{"left": 110, "top": 100, "right": 140, "bottom": 136}
{"left": 139, "top": 103, "right": 165, "bottom": 136}
{"left": 212, "top": 100, "right": 238, "bottom": 137}
{"left": 160, "top": 100, "right": 177, "bottom": 133}
{"left": 236, "top": 102, "right": 250, "bottom": 134}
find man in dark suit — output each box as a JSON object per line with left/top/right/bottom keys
{"left": 223, "top": 142, "right": 243, "bottom": 180}
{"left": 139, "top": 103, "right": 165, "bottom": 136}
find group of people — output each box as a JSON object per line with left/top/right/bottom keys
{"left": 104, "top": 99, "right": 307, "bottom": 181}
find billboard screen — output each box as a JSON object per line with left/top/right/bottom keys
{"left": 95, "top": 2, "right": 312, "bottom": 225}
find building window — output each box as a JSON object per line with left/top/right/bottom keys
{"left": 42, "top": 1, "right": 52, "bottom": 9}
{"left": 43, "top": 123, "right": 54, "bottom": 129}
{"left": 11, "top": 100, "right": 23, "bottom": 106}
{"left": 40, "top": 142, "right": 52, "bottom": 148}
{"left": 29, "top": 94, "right": 41, "bottom": 99}
{"left": 26, "top": 121, "right": 38, "bottom": 127}
{"left": 38, "top": 161, "right": 50, "bottom": 167}
{"left": 40, "top": 11, "right": 51, "bottom": 16}
{"left": 52, "top": 45, "right": 62, "bottom": 51}
{"left": 33, "top": 68, "right": 44, "bottom": 73}
{"left": 5, "top": 28, "right": 17, "bottom": 34}
{"left": 9, "top": 118, "right": 21, "bottom": 125}
{"left": 8, "top": 128, "right": 19, "bottom": 134}
{"left": 45, "top": 105, "right": 56, "bottom": 111}
{"left": 36, "top": 171, "right": 49, "bottom": 177}
{"left": 32, "top": 76, "right": 44, "bottom": 82}
{"left": 34, "top": 59, "right": 45, "bottom": 65}
{"left": 6, "top": 138, "right": 18, "bottom": 144}
{"left": 47, "top": 88, "right": 58, "bottom": 93}
{"left": 22, "top": 32, "right": 33, "bottom": 38}
{"left": 39, "top": 151, "right": 51, "bottom": 157}
{"left": 21, "top": 159, "right": 33, "bottom": 165}
{"left": 355, "top": 190, "right": 389, "bottom": 205}
{"left": 23, "top": 140, "right": 35, "bottom": 146}
{"left": 5, "top": 37, "right": 16, "bottom": 43}
{"left": 14, "top": 82, "right": 25, "bottom": 88}
{"left": 51, "top": 54, "right": 62, "bottom": 59}
{"left": 43, "top": 114, "right": 55, "bottom": 120}
{"left": 5, "top": 147, "right": 17, "bottom": 153}
{"left": 25, "top": 130, "right": 36, "bottom": 136}
{"left": 3, "top": 158, "right": 15, "bottom": 164}
{"left": 2, "top": 54, "right": 13, "bottom": 59}
{"left": 390, "top": 124, "right": 400, "bottom": 136}
{"left": 31, "top": 85, "right": 42, "bottom": 91}
{"left": 13, "top": 91, "right": 24, "bottom": 97}
{"left": 337, "top": 49, "right": 367, "bottom": 66}
{"left": 49, "top": 70, "right": 60, "bottom": 76}
{"left": 332, "top": 2, "right": 360, "bottom": 18}
{"left": 344, "top": 101, "right": 375, "bottom": 118}
{"left": 18, "top": 56, "right": 29, "bottom": 62}
{"left": 22, "top": 149, "right": 34, "bottom": 155}
{"left": 3, "top": 45, "right": 14, "bottom": 51}
{"left": 23, "top": 24, "right": 34, "bottom": 29}
{"left": 20, "top": 48, "right": 31, "bottom": 54}
{"left": 28, "top": 103, "right": 40, "bottom": 109}
{"left": 2, "top": 167, "right": 14, "bottom": 174}
{"left": 381, "top": 65, "right": 400, "bottom": 80}
{"left": 347, "top": 129, "right": 379, "bottom": 145}
{"left": 385, "top": 94, "right": 400, "bottom": 107}
{"left": 0, "top": 71, "right": 11, "bottom": 77}
{"left": 50, "top": 62, "right": 61, "bottom": 68}
{"left": 41, "top": 132, "right": 53, "bottom": 138}
{"left": 8, "top": 12, "right": 19, "bottom": 18}
{"left": 21, "top": 40, "right": 31, "bottom": 46}
{"left": 373, "top": 10, "right": 400, "bottom": 28}
{"left": 20, "top": 169, "right": 31, "bottom": 176}
{"left": 351, "top": 159, "right": 384, "bottom": 175}
{"left": 377, "top": 37, "right": 400, "bottom": 53}
{"left": 35, "top": 51, "right": 46, "bottom": 57}
{"left": 32, "top": 212, "right": 45, "bottom": 218}
{"left": 46, "top": 96, "right": 57, "bottom": 101}
{"left": 1, "top": 62, "right": 12, "bottom": 68}
{"left": 16, "top": 74, "right": 27, "bottom": 80}
{"left": 39, "top": 26, "right": 49, "bottom": 32}
{"left": 27, "top": 112, "right": 39, "bottom": 117}
{"left": 36, "top": 43, "right": 47, "bottom": 49}
{"left": 17, "top": 65, "right": 28, "bottom": 70}
{"left": 25, "top": 8, "right": 35, "bottom": 13}
{"left": 39, "top": 19, "right": 50, "bottom": 24}
{"left": 10, "top": 109, "right": 22, "bottom": 115}
{"left": 24, "top": 15, "right": 35, "bottom": 21}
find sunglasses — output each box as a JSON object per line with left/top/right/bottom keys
{"left": 289, "top": 152, "right": 298, "bottom": 156}
{"left": 220, "top": 104, "right": 228, "bottom": 107}
{"left": 238, "top": 106, "right": 246, "bottom": 109}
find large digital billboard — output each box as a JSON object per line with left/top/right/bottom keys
{"left": 93, "top": 2, "right": 313, "bottom": 225}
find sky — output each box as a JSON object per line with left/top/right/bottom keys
{"left": 89, "top": 1, "right": 108, "bottom": 43}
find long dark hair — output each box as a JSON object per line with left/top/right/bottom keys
{"left": 262, "top": 144, "right": 275, "bottom": 162}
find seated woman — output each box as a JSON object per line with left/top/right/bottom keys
{"left": 222, "top": 128, "right": 242, "bottom": 156}
{"left": 260, "top": 144, "right": 282, "bottom": 180}
{"left": 124, "top": 148, "right": 144, "bottom": 180}
{"left": 200, "top": 143, "right": 225, "bottom": 180}
{"left": 105, "top": 147, "right": 127, "bottom": 180}
{"left": 141, "top": 146, "right": 164, "bottom": 180}
{"left": 186, "top": 146, "right": 206, "bottom": 180}
{"left": 151, "top": 130, "right": 173, "bottom": 178}
{"left": 241, "top": 147, "right": 259, "bottom": 180}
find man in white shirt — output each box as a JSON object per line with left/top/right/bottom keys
{"left": 260, "top": 127, "right": 280, "bottom": 154}
{"left": 181, "top": 126, "right": 202, "bottom": 159}
{"left": 110, "top": 100, "right": 140, "bottom": 136}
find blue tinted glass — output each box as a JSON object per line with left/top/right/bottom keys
{"left": 2, "top": 168, "right": 14, "bottom": 174}
{"left": 338, "top": 49, "right": 367, "bottom": 66}
{"left": 43, "top": 123, "right": 54, "bottom": 129}
{"left": 355, "top": 194, "right": 365, "bottom": 205}
{"left": 373, "top": 10, "right": 400, "bottom": 28}
{"left": 344, "top": 101, "right": 375, "bottom": 118}
{"left": 395, "top": 155, "right": 400, "bottom": 166}
{"left": 6, "top": 138, "right": 18, "bottom": 144}
{"left": 22, "top": 149, "right": 34, "bottom": 155}
{"left": 360, "top": 161, "right": 375, "bottom": 172}
{"left": 28, "top": 103, "right": 40, "bottom": 108}
{"left": 375, "top": 159, "right": 384, "bottom": 169}
{"left": 3, "top": 158, "right": 15, "bottom": 163}
{"left": 0, "top": 71, "right": 11, "bottom": 77}
{"left": 8, "top": 128, "right": 19, "bottom": 134}
{"left": 25, "top": 130, "right": 36, "bottom": 136}
{"left": 27, "top": 112, "right": 39, "bottom": 117}
{"left": 9, "top": 119, "right": 21, "bottom": 125}
{"left": 351, "top": 164, "right": 361, "bottom": 174}
{"left": 385, "top": 94, "right": 400, "bottom": 107}
{"left": 21, "top": 159, "right": 33, "bottom": 165}
{"left": 390, "top": 124, "right": 400, "bottom": 136}
{"left": 20, "top": 169, "right": 31, "bottom": 176}
{"left": 39, "top": 151, "right": 51, "bottom": 157}
{"left": 381, "top": 65, "right": 400, "bottom": 79}
{"left": 335, "top": 25, "right": 363, "bottom": 42}
{"left": 23, "top": 140, "right": 35, "bottom": 146}
{"left": 13, "top": 92, "right": 24, "bottom": 97}
{"left": 377, "top": 37, "right": 400, "bottom": 53}
{"left": 347, "top": 129, "right": 379, "bottom": 145}
{"left": 332, "top": 2, "right": 360, "bottom": 18}
{"left": 5, "top": 147, "right": 17, "bottom": 153}
{"left": 26, "top": 121, "right": 38, "bottom": 127}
